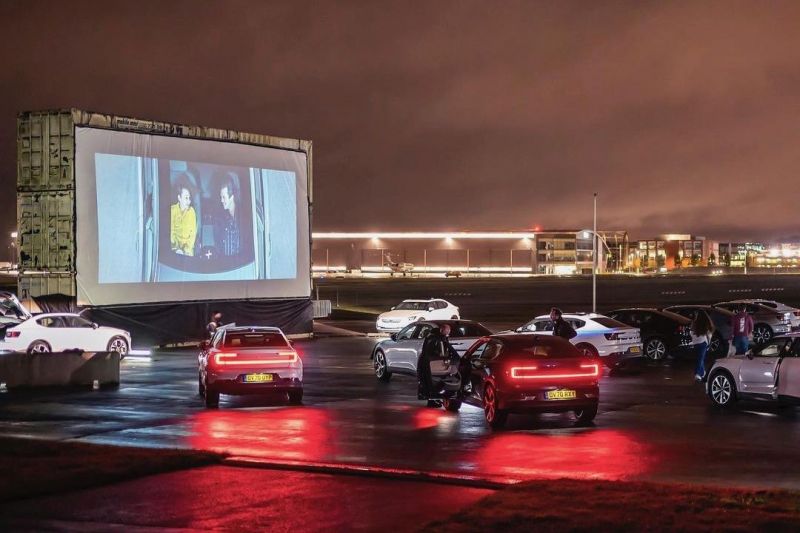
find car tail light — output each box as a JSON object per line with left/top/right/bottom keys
{"left": 604, "top": 332, "right": 620, "bottom": 340}
{"left": 6, "top": 331, "right": 20, "bottom": 338}
{"left": 793, "top": 311, "right": 800, "bottom": 318}
{"left": 213, "top": 351, "right": 299, "bottom": 366}
{"left": 510, "top": 363, "right": 599, "bottom": 379}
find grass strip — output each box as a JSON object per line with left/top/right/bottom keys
{"left": 423, "top": 478, "right": 800, "bottom": 532}
{"left": 0, "top": 437, "right": 222, "bottom": 503}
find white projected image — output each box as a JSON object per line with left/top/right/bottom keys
{"left": 95, "top": 155, "right": 297, "bottom": 283}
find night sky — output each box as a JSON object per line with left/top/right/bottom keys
{"left": 2, "top": 1, "right": 800, "bottom": 241}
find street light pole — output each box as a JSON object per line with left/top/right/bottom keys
{"left": 593, "top": 193, "right": 597, "bottom": 313}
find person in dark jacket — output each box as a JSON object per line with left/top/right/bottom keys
{"left": 417, "top": 324, "right": 458, "bottom": 407}
{"left": 550, "top": 307, "right": 577, "bottom": 340}
{"left": 206, "top": 311, "right": 223, "bottom": 338}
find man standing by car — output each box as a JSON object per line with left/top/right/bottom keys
{"left": 417, "top": 324, "right": 457, "bottom": 407}
{"left": 550, "top": 307, "right": 577, "bottom": 340}
{"left": 731, "top": 304, "right": 754, "bottom": 355}
{"left": 206, "top": 311, "right": 223, "bottom": 338}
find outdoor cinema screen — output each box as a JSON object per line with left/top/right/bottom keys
{"left": 74, "top": 127, "right": 310, "bottom": 305}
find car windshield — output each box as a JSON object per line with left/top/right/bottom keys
{"left": 223, "top": 332, "right": 288, "bottom": 348}
{"left": 501, "top": 337, "right": 584, "bottom": 359}
{"left": 593, "top": 317, "right": 629, "bottom": 329}
{"left": 395, "top": 302, "right": 430, "bottom": 310}
{"left": 449, "top": 323, "right": 493, "bottom": 337}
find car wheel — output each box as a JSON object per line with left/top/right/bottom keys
{"left": 27, "top": 340, "right": 51, "bottom": 354}
{"left": 374, "top": 350, "right": 392, "bottom": 382}
{"left": 574, "top": 403, "right": 598, "bottom": 425}
{"left": 708, "top": 371, "right": 737, "bottom": 408}
{"left": 752, "top": 324, "right": 773, "bottom": 345}
{"left": 107, "top": 336, "right": 129, "bottom": 358}
{"left": 443, "top": 398, "right": 462, "bottom": 412}
{"left": 643, "top": 337, "right": 667, "bottom": 361}
{"left": 288, "top": 390, "right": 304, "bottom": 405}
{"left": 198, "top": 372, "right": 205, "bottom": 396}
{"left": 484, "top": 384, "right": 507, "bottom": 429}
{"left": 576, "top": 343, "right": 599, "bottom": 358}
{"left": 204, "top": 383, "right": 220, "bottom": 408}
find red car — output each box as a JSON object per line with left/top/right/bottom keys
{"left": 451, "top": 334, "right": 600, "bottom": 429}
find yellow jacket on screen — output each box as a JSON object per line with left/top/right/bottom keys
{"left": 171, "top": 204, "right": 197, "bottom": 256}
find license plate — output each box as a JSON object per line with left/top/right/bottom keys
{"left": 629, "top": 346, "right": 640, "bottom": 353}
{"left": 546, "top": 389, "right": 576, "bottom": 400}
{"left": 243, "top": 373, "right": 273, "bottom": 383}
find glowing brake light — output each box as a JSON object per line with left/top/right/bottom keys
{"left": 213, "top": 351, "right": 299, "bottom": 366}
{"left": 510, "top": 363, "right": 599, "bottom": 379}
{"left": 604, "top": 332, "right": 620, "bottom": 340}
{"left": 6, "top": 331, "right": 20, "bottom": 338}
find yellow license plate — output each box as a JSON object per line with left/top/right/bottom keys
{"left": 630, "top": 346, "right": 640, "bottom": 353}
{"left": 546, "top": 389, "right": 576, "bottom": 400}
{"left": 243, "top": 373, "right": 273, "bottom": 383}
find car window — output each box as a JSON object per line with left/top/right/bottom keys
{"left": 503, "top": 337, "right": 584, "bottom": 359}
{"left": 569, "top": 319, "right": 586, "bottom": 329}
{"left": 415, "top": 324, "right": 434, "bottom": 339}
{"left": 449, "top": 323, "right": 493, "bottom": 337}
{"left": 478, "top": 340, "right": 503, "bottom": 361}
{"left": 395, "top": 302, "right": 428, "bottom": 311}
{"left": 37, "top": 316, "right": 66, "bottom": 328}
{"left": 396, "top": 325, "right": 417, "bottom": 340}
{"left": 756, "top": 338, "right": 793, "bottom": 358}
{"left": 223, "top": 332, "right": 288, "bottom": 348}
{"left": 535, "top": 320, "right": 553, "bottom": 331}
{"left": 467, "top": 340, "right": 488, "bottom": 359}
{"left": 435, "top": 301, "right": 447, "bottom": 310}
{"left": 211, "top": 330, "right": 224, "bottom": 348}
{"left": 65, "top": 316, "right": 94, "bottom": 328}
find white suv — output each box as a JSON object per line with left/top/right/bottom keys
{"left": 376, "top": 299, "right": 460, "bottom": 332}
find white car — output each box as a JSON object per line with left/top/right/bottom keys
{"left": 0, "top": 313, "right": 131, "bottom": 356}
{"left": 512, "top": 313, "right": 642, "bottom": 369}
{"left": 376, "top": 299, "right": 460, "bottom": 332}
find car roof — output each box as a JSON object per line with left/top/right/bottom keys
{"left": 532, "top": 313, "right": 607, "bottom": 320}
{"left": 31, "top": 312, "right": 82, "bottom": 319}
{"left": 610, "top": 308, "right": 691, "bottom": 323}
{"left": 665, "top": 305, "right": 734, "bottom": 315}
{"left": 419, "top": 319, "right": 481, "bottom": 326}
{"left": 221, "top": 326, "right": 283, "bottom": 333}
{"left": 401, "top": 299, "right": 436, "bottom": 303}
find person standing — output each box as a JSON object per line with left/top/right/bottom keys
{"left": 691, "top": 310, "right": 715, "bottom": 381}
{"left": 731, "top": 304, "right": 754, "bottom": 355}
{"left": 417, "top": 324, "right": 457, "bottom": 407}
{"left": 550, "top": 307, "right": 577, "bottom": 340}
{"left": 206, "top": 311, "right": 223, "bottom": 338}
{"left": 170, "top": 183, "right": 197, "bottom": 256}
{"left": 217, "top": 176, "right": 241, "bottom": 256}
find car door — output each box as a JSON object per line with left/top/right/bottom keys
{"left": 738, "top": 338, "right": 785, "bottom": 395}
{"left": 776, "top": 339, "right": 800, "bottom": 400}
{"left": 384, "top": 324, "right": 420, "bottom": 374}
{"left": 462, "top": 339, "right": 489, "bottom": 406}
{"left": 66, "top": 316, "right": 104, "bottom": 350}
{"left": 38, "top": 316, "right": 70, "bottom": 351}
{"left": 431, "top": 300, "right": 447, "bottom": 320}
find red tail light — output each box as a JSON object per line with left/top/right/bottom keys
{"left": 793, "top": 311, "right": 800, "bottom": 317}
{"left": 6, "top": 331, "right": 20, "bottom": 338}
{"left": 213, "top": 351, "right": 299, "bottom": 366}
{"left": 510, "top": 363, "right": 599, "bottom": 379}
{"left": 604, "top": 332, "right": 620, "bottom": 340}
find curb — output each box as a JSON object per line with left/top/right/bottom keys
{"left": 222, "top": 456, "right": 512, "bottom": 490}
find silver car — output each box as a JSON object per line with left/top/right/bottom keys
{"left": 713, "top": 301, "right": 792, "bottom": 345}
{"left": 707, "top": 333, "right": 800, "bottom": 408}
{"left": 371, "top": 320, "right": 492, "bottom": 381}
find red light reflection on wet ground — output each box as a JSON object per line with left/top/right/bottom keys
{"left": 469, "top": 429, "right": 653, "bottom": 481}
{"left": 188, "top": 408, "right": 335, "bottom": 461}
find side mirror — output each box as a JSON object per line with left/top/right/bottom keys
{"left": 427, "top": 307, "right": 434, "bottom": 312}
{"left": 391, "top": 306, "right": 396, "bottom": 310}
{"left": 390, "top": 333, "right": 397, "bottom": 341}
{"left": 92, "top": 322, "right": 99, "bottom": 329}
{"left": 514, "top": 327, "right": 523, "bottom": 333}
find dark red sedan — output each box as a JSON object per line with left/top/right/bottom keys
{"left": 450, "top": 334, "right": 600, "bottom": 429}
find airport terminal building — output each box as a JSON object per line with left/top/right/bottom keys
{"left": 312, "top": 230, "right": 629, "bottom": 276}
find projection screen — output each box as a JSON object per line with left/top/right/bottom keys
{"left": 74, "top": 127, "right": 311, "bottom": 305}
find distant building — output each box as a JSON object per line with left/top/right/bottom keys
{"left": 718, "top": 242, "right": 766, "bottom": 267}
{"left": 312, "top": 230, "right": 629, "bottom": 276}
{"left": 630, "top": 235, "right": 718, "bottom": 271}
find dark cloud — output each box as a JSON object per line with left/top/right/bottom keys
{"left": 1, "top": 0, "right": 799, "bottom": 241}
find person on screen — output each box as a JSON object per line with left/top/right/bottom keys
{"left": 171, "top": 182, "right": 197, "bottom": 256}
{"left": 217, "top": 176, "right": 241, "bottom": 256}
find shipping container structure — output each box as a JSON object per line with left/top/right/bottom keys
{"left": 17, "top": 109, "right": 313, "bottom": 345}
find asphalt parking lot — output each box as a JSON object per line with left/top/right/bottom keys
{"left": 1, "top": 326, "right": 799, "bottom": 490}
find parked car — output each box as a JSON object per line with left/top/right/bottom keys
{"left": 0, "top": 313, "right": 130, "bottom": 356}
{"left": 606, "top": 308, "right": 692, "bottom": 361}
{"left": 663, "top": 305, "right": 735, "bottom": 359}
{"left": 713, "top": 301, "right": 792, "bottom": 345}
{"left": 723, "top": 299, "right": 800, "bottom": 331}
{"left": 0, "top": 291, "right": 31, "bottom": 331}
{"left": 198, "top": 326, "right": 303, "bottom": 408}
{"left": 511, "top": 313, "right": 642, "bottom": 369}
{"left": 706, "top": 333, "right": 800, "bottom": 408}
{"left": 375, "top": 299, "right": 460, "bottom": 332}
{"left": 371, "top": 320, "right": 493, "bottom": 381}
{"left": 452, "top": 334, "right": 600, "bottom": 429}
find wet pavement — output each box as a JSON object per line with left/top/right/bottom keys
{"left": 1, "top": 333, "right": 800, "bottom": 490}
